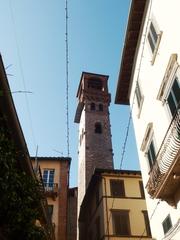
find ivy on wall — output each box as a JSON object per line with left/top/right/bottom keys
{"left": 0, "top": 129, "right": 47, "bottom": 240}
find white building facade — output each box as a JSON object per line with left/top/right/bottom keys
{"left": 115, "top": 0, "right": 180, "bottom": 239}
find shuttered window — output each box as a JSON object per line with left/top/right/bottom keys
{"left": 167, "top": 77, "right": 180, "bottom": 117}
{"left": 112, "top": 210, "right": 130, "bottom": 236}
{"left": 110, "top": 179, "right": 125, "bottom": 197}
{"left": 148, "top": 22, "right": 158, "bottom": 53}
{"left": 135, "top": 81, "right": 142, "bottom": 108}
{"left": 147, "top": 140, "right": 156, "bottom": 169}
{"left": 162, "top": 214, "right": 172, "bottom": 234}
{"left": 142, "top": 211, "right": 151, "bottom": 237}
{"left": 95, "top": 216, "right": 100, "bottom": 240}
{"left": 139, "top": 181, "right": 145, "bottom": 198}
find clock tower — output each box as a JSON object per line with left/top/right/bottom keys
{"left": 75, "top": 72, "right": 114, "bottom": 213}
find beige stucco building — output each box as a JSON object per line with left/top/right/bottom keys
{"left": 115, "top": 0, "right": 180, "bottom": 239}
{"left": 31, "top": 156, "right": 73, "bottom": 240}
{"left": 79, "top": 169, "right": 152, "bottom": 240}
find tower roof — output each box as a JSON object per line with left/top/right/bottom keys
{"left": 74, "top": 72, "right": 109, "bottom": 123}
{"left": 76, "top": 72, "right": 109, "bottom": 98}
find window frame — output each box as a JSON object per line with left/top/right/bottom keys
{"left": 147, "top": 139, "right": 156, "bottom": 169}
{"left": 142, "top": 210, "right": 151, "bottom": 237}
{"left": 135, "top": 81, "right": 144, "bottom": 118}
{"left": 147, "top": 18, "right": 162, "bottom": 65}
{"left": 94, "top": 122, "right": 102, "bottom": 134}
{"left": 43, "top": 169, "right": 55, "bottom": 188}
{"left": 90, "top": 102, "right": 95, "bottom": 111}
{"left": 157, "top": 54, "right": 180, "bottom": 119}
{"left": 141, "top": 123, "right": 157, "bottom": 171}
{"left": 139, "top": 181, "right": 145, "bottom": 199}
{"left": 48, "top": 205, "right": 54, "bottom": 220}
{"left": 166, "top": 77, "right": 180, "bottom": 117}
{"left": 162, "top": 214, "right": 172, "bottom": 235}
{"left": 99, "top": 103, "right": 103, "bottom": 111}
{"left": 112, "top": 209, "right": 131, "bottom": 236}
{"left": 110, "top": 179, "right": 125, "bottom": 198}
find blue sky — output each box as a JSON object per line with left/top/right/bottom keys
{"left": 0, "top": 0, "right": 139, "bottom": 187}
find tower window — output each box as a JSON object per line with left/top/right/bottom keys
{"left": 99, "top": 104, "right": 103, "bottom": 111}
{"left": 88, "top": 78, "right": 103, "bottom": 90}
{"left": 95, "top": 122, "right": 102, "bottom": 134}
{"left": 90, "top": 103, "right": 95, "bottom": 111}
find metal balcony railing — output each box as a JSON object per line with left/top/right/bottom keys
{"left": 146, "top": 108, "right": 180, "bottom": 197}
{"left": 44, "top": 183, "right": 58, "bottom": 193}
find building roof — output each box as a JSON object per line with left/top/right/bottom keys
{"left": 0, "top": 54, "right": 33, "bottom": 175}
{"left": 31, "top": 156, "right": 71, "bottom": 165}
{"left": 115, "top": 0, "right": 150, "bottom": 105}
{"left": 94, "top": 168, "right": 141, "bottom": 176}
{"left": 74, "top": 72, "right": 109, "bottom": 123}
{"left": 76, "top": 71, "right": 109, "bottom": 98}
{"left": 79, "top": 168, "right": 141, "bottom": 221}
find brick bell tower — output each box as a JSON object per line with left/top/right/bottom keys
{"left": 74, "top": 72, "right": 114, "bottom": 212}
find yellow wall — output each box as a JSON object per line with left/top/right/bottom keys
{"left": 32, "top": 159, "right": 61, "bottom": 240}
{"left": 102, "top": 173, "right": 152, "bottom": 239}
{"left": 39, "top": 161, "right": 60, "bottom": 240}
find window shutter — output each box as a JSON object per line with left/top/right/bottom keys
{"left": 110, "top": 180, "right": 125, "bottom": 197}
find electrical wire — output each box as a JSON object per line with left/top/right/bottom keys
{"left": 138, "top": 200, "right": 160, "bottom": 240}
{"left": 65, "top": 0, "right": 70, "bottom": 156}
{"left": 8, "top": 0, "right": 37, "bottom": 151}
{"left": 106, "top": 0, "right": 153, "bottom": 237}
{"left": 119, "top": 0, "right": 152, "bottom": 170}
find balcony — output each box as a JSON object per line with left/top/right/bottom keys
{"left": 44, "top": 183, "right": 58, "bottom": 200}
{"left": 146, "top": 109, "right": 180, "bottom": 207}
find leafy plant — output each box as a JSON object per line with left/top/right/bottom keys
{"left": 0, "top": 129, "right": 47, "bottom": 240}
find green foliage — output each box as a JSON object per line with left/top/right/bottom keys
{"left": 0, "top": 130, "right": 47, "bottom": 240}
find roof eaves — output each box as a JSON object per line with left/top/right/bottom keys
{"left": 115, "top": 0, "right": 150, "bottom": 105}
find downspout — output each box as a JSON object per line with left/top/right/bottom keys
{"left": 102, "top": 177, "right": 110, "bottom": 240}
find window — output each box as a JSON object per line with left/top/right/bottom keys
{"left": 135, "top": 81, "right": 142, "bottom": 108}
{"left": 43, "top": 169, "right": 55, "bottom": 190}
{"left": 110, "top": 179, "right": 125, "bottom": 197}
{"left": 135, "top": 81, "right": 144, "bottom": 117}
{"left": 48, "top": 205, "right": 53, "bottom": 220}
{"left": 112, "top": 210, "right": 130, "bottom": 236}
{"left": 148, "top": 22, "right": 158, "bottom": 54}
{"left": 142, "top": 211, "right": 151, "bottom": 237}
{"left": 167, "top": 77, "right": 180, "bottom": 117}
{"left": 162, "top": 214, "right": 172, "bottom": 234}
{"left": 139, "top": 181, "right": 145, "bottom": 199}
{"left": 147, "top": 139, "right": 156, "bottom": 169}
{"left": 99, "top": 104, "right": 103, "bottom": 111}
{"left": 157, "top": 54, "right": 180, "bottom": 118}
{"left": 95, "top": 122, "right": 102, "bottom": 134}
{"left": 95, "top": 186, "right": 100, "bottom": 207}
{"left": 90, "top": 102, "right": 95, "bottom": 111}
{"left": 147, "top": 19, "right": 162, "bottom": 64}
{"left": 95, "top": 216, "right": 100, "bottom": 240}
